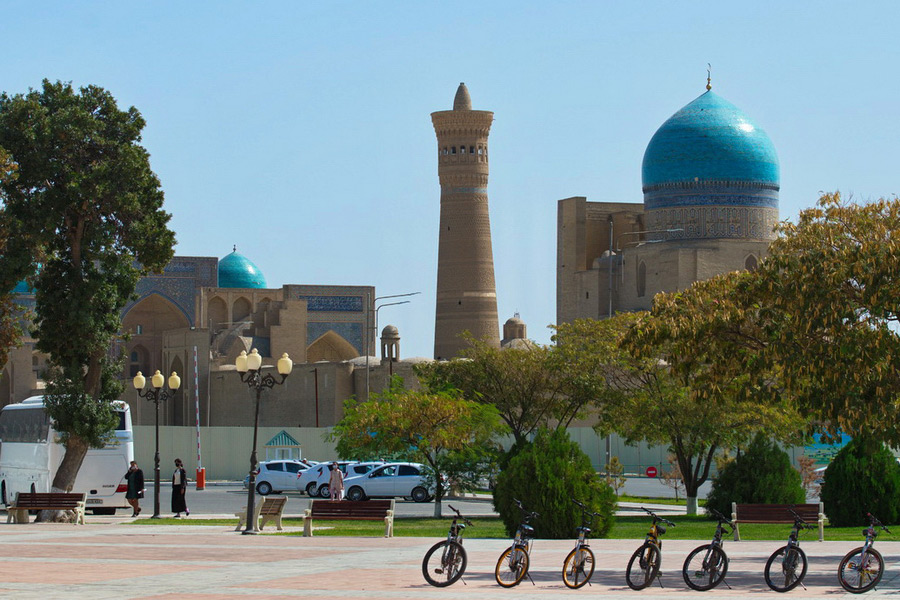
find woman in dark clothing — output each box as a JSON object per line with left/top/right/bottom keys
{"left": 171, "top": 458, "right": 189, "bottom": 517}
{"left": 124, "top": 460, "right": 145, "bottom": 517}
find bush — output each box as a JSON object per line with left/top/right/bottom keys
{"left": 492, "top": 427, "right": 616, "bottom": 539}
{"left": 820, "top": 436, "right": 900, "bottom": 526}
{"left": 705, "top": 433, "right": 805, "bottom": 518}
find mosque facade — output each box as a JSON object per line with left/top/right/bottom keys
{"left": 557, "top": 87, "right": 780, "bottom": 323}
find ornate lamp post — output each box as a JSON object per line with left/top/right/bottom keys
{"left": 133, "top": 369, "right": 181, "bottom": 519}
{"left": 235, "top": 348, "right": 292, "bottom": 534}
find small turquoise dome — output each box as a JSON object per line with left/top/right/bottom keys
{"left": 12, "top": 280, "right": 33, "bottom": 294}
{"left": 218, "top": 247, "right": 267, "bottom": 289}
{"left": 642, "top": 91, "right": 779, "bottom": 188}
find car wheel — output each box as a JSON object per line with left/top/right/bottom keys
{"left": 347, "top": 486, "right": 366, "bottom": 501}
{"left": 306, "top": 482, "right": 318, "bottom": 496}
{"left": 411, "top": 486, "right": 430, "bottom": 503}
{"left": 256, "top": 481, "right": 272, "bottom": 496}
{"left": 318, "top": 483, "right": 330, "bottom": 498}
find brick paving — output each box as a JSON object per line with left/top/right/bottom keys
{"left": 0, "top": 521, "right": 897, "bottom": 599}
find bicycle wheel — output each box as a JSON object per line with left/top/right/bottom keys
{"left": 562, "top": 545, "right": 596, "bottom": 589}
{"left": 839, "top": 547, "right": 884, "bottom": 593}
{"left": 682, "top": 543, "right": 728, "bottom": 591}
{"left": 626, "top": 542, "right": 661, "bottom": 590}
{"left": 495, "top": 546, "right": 529, "bottom": 587}
{"left": 764, "top": 545, "right": 808, "bottom": 592}
{"left": 422, "top": 540, "right": 466, "bottom": 587}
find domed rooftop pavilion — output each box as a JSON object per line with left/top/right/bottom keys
{"left": 641, "top": 89, "right": 780, "bottom": 240}
{"left": 218, "top": 246, "right": 267, "bottom": 288}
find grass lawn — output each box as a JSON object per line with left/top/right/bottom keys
{"left": 616, "top": 494, "right": 706, "bottom": 507}
{"left": 132, "top": 513, "right": 879, "bottom": 542}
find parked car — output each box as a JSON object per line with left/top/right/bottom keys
{"left": 297, "top": 461, "right": 384, "bottom": 497}
{"left": 242, "top": 460, "right": 310, "bottom": 495}
{"left": 343, "top": 462, "right": 437, "bottom": 502}
{"left": 297, "top": 463, "right": 332, "bottom": 496}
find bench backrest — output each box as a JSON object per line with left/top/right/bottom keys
{"left": 309, "top": 499, "right": 394, "bottom": 519}
{"left": 260, "top": 496, "right": 287, "bottom": 515}
{"left": 14, "top": 492, "right": 86, "bottom": 509}
{"left": 734, "top": 503, "right": 822, "bottom": 523}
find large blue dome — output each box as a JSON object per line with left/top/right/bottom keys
{"left": 218, "top": 249, "right": 267, "bottom": 289}
{"left": 642, "top": 91, "right": 779, "bottom": 188}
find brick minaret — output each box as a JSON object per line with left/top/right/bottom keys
{"left": 432, "top": 83, "right": 500, "bottom": 359}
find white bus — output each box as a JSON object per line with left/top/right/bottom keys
{"left": 0, "top": 396, "right": 133, "bottom": 514}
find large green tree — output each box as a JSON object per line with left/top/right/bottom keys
{"left": 0, "top": 148, "right": 23, "bottom": 367}
{"left": 331, "top": 380, "right": 506, "bottom": 517}
{"left": 416, "top": 337, "right": 601, "bottom": 445}
{"left": 0, "top": 80, "right": 175, "bottom": 496}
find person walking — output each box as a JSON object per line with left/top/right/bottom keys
{"left": 124, "top": 461, "right": 145, "bottom": 517}
{"left": 171, "top": 458, "right": 189, "bottom": 517}
{"left": 328, "top": 461, "right": 344, "bottom": 501}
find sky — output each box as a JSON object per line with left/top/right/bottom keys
{"left": 3, "top": 1, "right": 899, "bottom": 358}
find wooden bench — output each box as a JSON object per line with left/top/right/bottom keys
{"left": 732, "top": 502, "right": 826, "bottom": 542}
{"left": 234, "top": 496, "right": 288, "bottom": 531}
{"left": 6, "top": 492, "right": 87, "bottom": 524}
{"left": 303, "top": 499, "right": 395, "bottom": 537}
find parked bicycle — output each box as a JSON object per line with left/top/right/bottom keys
{"left": 764, "top": 508, "right": 815, "bottom": 592}
{"left": 838, "top": 513, "right": 890, "bottom": 593}
{"left": 422, "top": 504, "right": 472, "bottom": 587}
{"left": 562, "top": 499, "right": 602, "bottom": 589}
{"left": 625, "top": 507, "right": 675, "bottom": 590}
{"left": 495, "top": 498, "right": 539, "bottom": 587}
{"left": 682, "top": 508, "right": 732, "bottom": 591}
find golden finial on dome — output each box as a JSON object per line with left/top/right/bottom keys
{"left": 706, "top": 63, "right": 712, "bottom": 91}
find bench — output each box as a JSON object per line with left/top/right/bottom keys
{"left": 732, "top": 502, "right": 826, "bottom": 542}
{"left": 6, "top": 492, "right": 87, "bottom": 524}
{"left": 303, "top": 499, "right": 395, "bottom": 538}
{"left": 234, "top": 495, "right": 288, "bottom": 531}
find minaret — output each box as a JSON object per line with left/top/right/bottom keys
{"left": 432, "top": 83, "right": 500, "bottom": 359}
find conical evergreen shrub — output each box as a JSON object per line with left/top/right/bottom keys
{"left": 492, "top": 427, "right": 616, "bottom": 539}
{"left": 820, "top": 436, "right": 900, "bottom": 526}
{"left": 705, "top": 432, "right": 805, "bottom": 517}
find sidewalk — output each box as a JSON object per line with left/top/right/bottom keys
{"left": 0, "top": 522, "right": 896, "bottom": 599}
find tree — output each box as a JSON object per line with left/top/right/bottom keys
{"left": 0, "top": 147, "right": 23, "bottom": 367}
{"left": 660, "top": 455, "right": 685, "bottom": 501}
{"left": 605, "top": 456, "right": 626, "bottom": 497}
{"left": 820, "top": 436, "right": 900, "bottom": 526}
{"left": 493, "top": 427, "right": 617, "bottom": 539}
{"left": 603, "top": 304, "right": 804, "bottom": 515}
{"left": 416, "top": 338, "right": 572, "bottom": 445}
{"left": 331, "top": 379, "right": 507, "bottom": 517}
{"left": 0, "top": 80, "right": 175, "bottom": 498}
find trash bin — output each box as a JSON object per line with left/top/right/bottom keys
{"left": 196, "top": 467, "right": 206, "bottom": 491}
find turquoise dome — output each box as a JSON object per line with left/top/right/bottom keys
{"left": 642, "top": 91, "right": 779, "bottom": 188}
{"left": 218, "top": 248, "right": 267, "bottom": 289}
{"left": 12, "top": 280, "right": 33, "bottom": 294}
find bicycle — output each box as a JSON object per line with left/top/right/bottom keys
{"left": 422, "top": 504, "right": 472, "bottom": 587}
{"left": 764, "top": 508, "right": 815, "bottom": 592}
{"left": 495, "top": 498, "right": 539, "bottom": 587}
{"left": 838, "top": 513, "right": 890, "bottom": 593}
{"left": 682, "top": 508, "right": 732, "bottom": 591}
{"left": 562, "top": 499, "right": 602, "bottom": 589}
{"left": 625, "top": 507, "right": 675, "bottom": 590}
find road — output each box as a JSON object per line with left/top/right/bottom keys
{"left": 137, "top": 476, "right": 714, "bottom": 518}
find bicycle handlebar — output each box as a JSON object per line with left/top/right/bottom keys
{"left": 447, "top": 504, "right": 474, "bottom": 527}
{"left": 709, "top": 507, "right": 734, "bottom": 528}
{"left": 641, "top": 506, "right": 675, "bottom": 527}
{"left": 513, "top": 498, "right": 540, "bottom": 521}
{"left": 868, "top": 513, "right": 890, "bottom": 534}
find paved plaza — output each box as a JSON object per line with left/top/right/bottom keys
{"left": 0, "top": 520, "right": 898, "bottom": 599}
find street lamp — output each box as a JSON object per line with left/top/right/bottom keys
{"left": 365, "top": 292, "right": 420, "bottom": 399}
{"left": 133, "top": 369, "right": 181, "bottom": 519}
{"left": 235, "top": 348, "right": 292, "bottom": 534}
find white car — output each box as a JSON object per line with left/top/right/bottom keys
{"left": 298, "top": 461, "right": 384, "bottom": 497}
{"left": 244, "top": 460, "right": 310, "bottom": 496}
{"left": 343, "top": 462, "right": 435, "bottom": 502}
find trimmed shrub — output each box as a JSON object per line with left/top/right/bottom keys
{"left": 492, "top": 427, "right": 616, "bottom": 539}
{"left": 820, "top": 436, "right": 900, "bottom": 526}
{"left": 705, "top": 433, "right": 805, "bottom": 518}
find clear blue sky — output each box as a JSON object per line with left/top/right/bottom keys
{"left": 4, "top": 2, "right": 898, "bottom": 358}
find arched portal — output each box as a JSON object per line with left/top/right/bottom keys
{"left": 232, "top": 297, "right": 252, "bottom": 323}
{"left": 307, "top": 331, "right": 359, "bottom": 362}
{"left": 208, "top": 296, "right": 228, "bottom": 330}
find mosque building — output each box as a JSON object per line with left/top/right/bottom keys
{"left": 557, "top": 83, "right": 779, "bottom": 323}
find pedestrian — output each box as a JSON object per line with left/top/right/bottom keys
{"left": 123, "top": 460, "right": 145, "bottom": 517}
{"left": 171, "top": 458, "right": 189, "bottom": 517}
{"left": 329, "top": 461, "right": 344, "bottom": 501}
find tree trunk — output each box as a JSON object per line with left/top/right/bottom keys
{"left": 37, "top": 434, "right": 89, "bottom": 522}
{"left": 686, "top": 496, "right": 698, "bottom": 515}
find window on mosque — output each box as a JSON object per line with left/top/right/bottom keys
{"left": 451, "top": 147, "right": 456, "bottom": 154}
{"left": 745, "top": 255, "right": 758, "bottom": 271}
{"left": 460, "top": 146, "right": 466, "bottom": 154}
{"left": 469, "top": 146, "right": 474, "bottom": 154}
{"left": 478, "top": 146, "right": 483, "bottom": 154}
{"left": 442, "top": 148, "right": 448, "bottom": 155}
{"left": 136, "top": 325, "right": 143, "bottom": 335}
